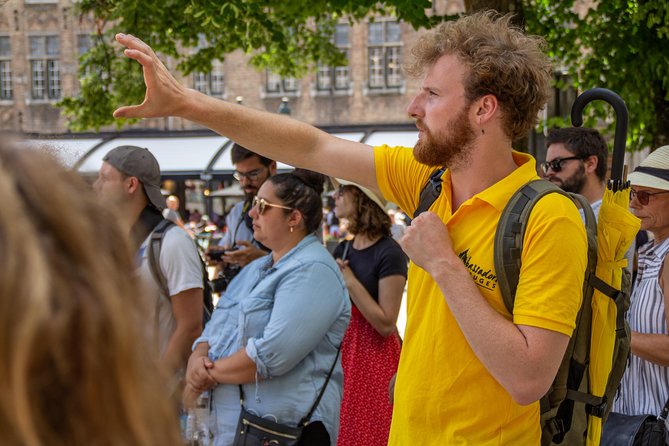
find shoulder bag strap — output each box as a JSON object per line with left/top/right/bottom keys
{"left": 412, "top": 168, "right": 445, "bottom": 220}
{"left": 238, "top": 345, "right": 342, "bottom": 428}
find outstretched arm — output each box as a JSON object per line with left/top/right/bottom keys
{"left": 113, "top": 33, "right": 378, "bottom": 192}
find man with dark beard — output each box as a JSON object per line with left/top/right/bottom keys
{"left": 544, "top": 127, "right": 635, "bottom": 274}
{"left": 543, "top": 127, "right": 608, "bottom": 216}
{"left": 113, "top": 11, "right": 587, "bottom": 445}
{"left": 210, "top": 143, "right": 276, "bottom": 269}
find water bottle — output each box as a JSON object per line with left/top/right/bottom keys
{"left": 185, "top": 391, "right": 212, "bottom": 446}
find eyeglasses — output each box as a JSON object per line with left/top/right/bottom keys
{"left": 233, "top": 167, "right": 266, "bottom": 181}
{"left": 252, "top": 196, "right": 292, "bottom": 215}
{"left": 630, "top": 188, "right": 669, "bottom": 206}
{"left": 540, "top": 156, "right": 585, "bottom": 174}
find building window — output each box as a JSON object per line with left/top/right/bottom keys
{"left": 77, "top": 34, "right": 92, "bottom": 55}
{"left": 192, "top": 35, "right": 225, "bottom": 97}
{"left": 316, "top": 24, "right": 350, "bottom": 93}
{"left": 29, "top": 35, "right": 61, "bottom": 100}
{"left": 367, "top": 21, "right": 402, "bottom": 90}
{"left": 0, "top": 36, "right": 12, "bottom": 100}
{"left": 193, "top": 59, "right": 225, "bottom": 97}
{"left": 265, "top": 71, "right": 299, "bottom": 95}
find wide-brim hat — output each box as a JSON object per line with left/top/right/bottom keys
{"left": 331, "top": 178, "right": 387, "bottom": 212}
{"left": 103, "top": 145, "right": 166, "bottom": 211}
{"left": 628, "top": 145, "right": 669, "bottom": 191}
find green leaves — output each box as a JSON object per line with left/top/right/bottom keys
{"left": 61, "top": 0, "right": 436, "bottom": 131}
{"left": 526, "top": 0, "right": 669, "bottom": 149}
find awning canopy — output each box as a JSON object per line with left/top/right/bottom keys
{"left": 22, "top": 125, "right": 418, "bottom": 179}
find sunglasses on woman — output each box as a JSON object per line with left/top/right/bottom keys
{"left": 540, "top": 156, "right": 586, "bottom": 174}
{"left": 630, "top": 188, "right": 669, "bottom": 206}
{"left": 252, "top": 196, "right": 292, "bottom": 215}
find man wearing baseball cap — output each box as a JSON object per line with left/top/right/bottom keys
{"left": 94, "top": 145, "right": 204, "bottom": 384}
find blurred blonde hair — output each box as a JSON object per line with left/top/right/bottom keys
{"left": 0, "top": 143, "right": 181, "bottom": 445}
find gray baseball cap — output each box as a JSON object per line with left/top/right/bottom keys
{"left": 103, "top": 145, "right": 165, "bottom": 211}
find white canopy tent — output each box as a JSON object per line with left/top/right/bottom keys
{"left": 22, "top": 126, "right": 418, "bottom": 178}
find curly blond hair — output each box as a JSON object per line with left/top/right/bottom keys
{"left": 0, "top": 143, "right": 181, "bottom": 446}
{"left": 406, "top": 11, "right": 552, "bottom": 141}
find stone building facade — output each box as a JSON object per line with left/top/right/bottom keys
{"left": 0, "top": 0, "right": 463, "bottom": 134}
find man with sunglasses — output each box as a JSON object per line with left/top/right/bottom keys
{"left": 210, "top": 143, "right": 277, "bottom": 269}
{"left": 543, "top": 127, "right": 608, "bottom": 215}
{"left": 544, "top": 127, "right": 635, "bottom": 272}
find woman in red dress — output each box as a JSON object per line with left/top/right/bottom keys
{"left": 332, "top": 180, "right": 407, "bottom": 446}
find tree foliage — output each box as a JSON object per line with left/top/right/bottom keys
{"left": 59, "top": 0, "right": 445, "bottom": 131}
{"left": 524, "top": 0, "right": 669, "bottom": 150}
{"left": 59, "top": 0, "right": 669, "bottom": 152}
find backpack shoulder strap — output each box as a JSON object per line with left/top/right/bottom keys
{"left": 494, "top": 179, "right": 597, "bottom": 313}
{"left": 413, "top": 168, "right": 445, "bottom": 219}
{"left": 147, "top": 219, "right": 175, "bottom": 300}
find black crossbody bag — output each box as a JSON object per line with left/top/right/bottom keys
{"left": 601, "top": 397, "right": 669, "bottom": 446}
{"left": 232, "top": 347, "right": 340, "bottom": 446}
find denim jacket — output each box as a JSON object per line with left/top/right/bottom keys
{"left": 194, "top": 234, "right": 351, "bottom": 445}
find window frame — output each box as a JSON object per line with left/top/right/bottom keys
{"left": 315, "top": 23, "right": 351, "bottom": 96}
{"left": 0, "top": 35, "right": 13, "bottom": 102}
{"left": 28, "top": 34, "right": 61, "bottom": 101}
{"left": 366, "top": 20, "right": 404, "bottom": 94}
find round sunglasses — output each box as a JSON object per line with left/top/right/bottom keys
{"left": 630, "top": 188, "right": 669, "bottom": 206}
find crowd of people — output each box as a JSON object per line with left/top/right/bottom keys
{"left": 2, "top": 9, "right": 669, "bottom": 446}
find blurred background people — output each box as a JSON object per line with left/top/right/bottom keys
{"left": 612, "top": 146, "right": 669, "bottom": 416}
{"left": 164, "top": 194, "right": 194, "bottom": 237}
{"left": 185, "top": 169, "right": 350, "bottom": 446}
{"left": 331, "top": 180, "right": 407, "bottom": 446}
{"left": 93, "top": 146, "right": 204, "bottom": 387}
{"left": 0, "top": 142, "right": 181, "bottom": 445}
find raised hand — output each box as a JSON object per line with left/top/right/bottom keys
{"left": 113, "top": 33, "right": 190, "bottom": 119}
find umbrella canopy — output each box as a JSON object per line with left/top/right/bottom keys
{"left": 586, "top": 187, "right": 640, "bottom": 445}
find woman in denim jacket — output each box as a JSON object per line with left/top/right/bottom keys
{"left": 185, "top": 169, "right": 351, "bottom": 446}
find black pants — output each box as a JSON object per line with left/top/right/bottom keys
{"left": 297, "top": 421, "right": 330, "bottom": 446}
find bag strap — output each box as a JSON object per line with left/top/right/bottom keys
{"left": 412, "top": 168, "right": 445, "bottom": 219}
{"left": 493, "top": 179, "right": 597, "bottom": 312}
{"left": 659, "top": 396, "right": 669, "bottom": 421}
{"left": 147, "top": 218, "right": 175, "bottom": 299}
{"left": 238, "top": 345, "right": 341, "bottom": 427}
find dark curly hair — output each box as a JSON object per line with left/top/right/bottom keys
{"left": 343, "top": 186, "right": 391, "bottom": 239}
{"left": 269, "top": 169, "right": 325, "bottom": 233}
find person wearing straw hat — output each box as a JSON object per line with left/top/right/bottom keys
{"left": 331, "top": 179, "right": 407, "bottom": 446}
{"left": 612, "top": 146, "right": 669, "bottom": 417}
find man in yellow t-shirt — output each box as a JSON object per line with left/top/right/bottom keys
{"left": 115, "top": 11, "right": 587, "bottom": 446}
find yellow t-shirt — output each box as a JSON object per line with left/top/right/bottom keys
{"left": 375, "top": 145, "right": 587, "bottom": 445}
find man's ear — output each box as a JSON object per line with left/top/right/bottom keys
{"left": 126, "top": 176, "right": 142, "bottom": 194}
{"left": 472, "top": 94, "right": 499, "bottom": 126}
{"left": 583, "top": 155, "right": 598, "bottom": 174}
{"left": 269, "top": 161, "right": 277, "bottom": 176}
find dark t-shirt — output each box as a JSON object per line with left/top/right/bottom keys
{"left": 333, "top": 236, "right": 408, "bottom": 303}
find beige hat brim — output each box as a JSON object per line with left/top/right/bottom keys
{"left": 331, "top": 178, "right": 387, "bottom": 212}
{"left": 627, "top": 171, "right": 669, "bottom": 191}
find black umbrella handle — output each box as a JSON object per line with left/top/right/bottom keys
{"left": 571, "top": 88, "right": 628, "bottom": 190}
